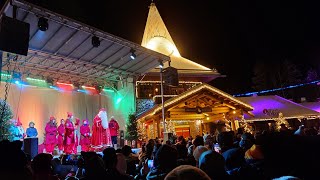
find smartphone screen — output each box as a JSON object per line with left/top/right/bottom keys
{"left": 214, "top": 143, "right": 221, "bottom": 153}
{"left": 147, "top": 159, "right": 154, "bottom": 168}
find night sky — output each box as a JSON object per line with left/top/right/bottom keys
{"left": 1, "top": 0, "right": 320, "bottom": 94}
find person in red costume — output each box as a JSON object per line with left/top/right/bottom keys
{"left": 45, "top": 116, "right": 57, "bottom": 154}
{"left": 109, "top": 116, "right": 119, "bottom": 148}
{"left": 80, "top": 119, "right": 91, "bottom": 152}
{"left": 57, "top": 119, "right": 65, "bottom": 154}
{"left": 91, "top": 108, "right": 111, "bottom": 146}
{"left": 64, "top": 112, "right": 79, "bottom": 154}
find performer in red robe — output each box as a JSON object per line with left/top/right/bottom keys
{"left": 91, "top": 108, "right": 111, "bottom": 146}
{"left": 80, "top": 119, "right": 91, "bottom": 152}
{"left": 109, "top": 117, "right": 120, "bottom": 148}
{"left": 64, "top": 112, "right": 76, "bottom": 154}
{"left": 57, "top": 119, "right": 65, "bottom": 153}
{"left": 45, "top": 116, "right": 57, "bottom": 154}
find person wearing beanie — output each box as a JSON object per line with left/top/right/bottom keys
{"left": 199, "top": 150, "right": 230, "bottom": 180}
{"left": 193, "top": 145, "right": 208, "bottom": 167}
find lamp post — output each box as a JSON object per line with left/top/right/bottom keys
{"left": 159, "top": 60, "right": 166, "bottom": 134}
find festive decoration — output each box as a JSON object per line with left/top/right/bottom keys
{"left": 165, "top": 120, "right": 176, "bottom": 135}
{"left": 125, "top": 113, "right": 138, "bottom": 141}
{"left": 138, "top": 83, "right": 253, "bottom": 121}
{"left": 137, "top": 121, "right": 147, "bottom": 141}
{"left": 234, "top": 79, "right": 320, "bottom": 97}
{"left": 275, "top": 112, "right": 290, "bottom": 131}
{"left": 0, "top": 99, "right": 13, "bottom": 141}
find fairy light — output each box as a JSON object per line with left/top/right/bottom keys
{"left": 137, "top": 83, "right": 254, "bottom": 121}
{"left": 234, "top": 80, "right": 320, "bottom": 97}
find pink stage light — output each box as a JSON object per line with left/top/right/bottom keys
{"left": 56, "top": 82, "right": 73, "bottom": 86}
{"left": 82, "top": 85, "right": 96, "bottom": 90}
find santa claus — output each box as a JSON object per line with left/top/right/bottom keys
{"left": 91, "top": 108, "right": 111, "bottom": 146}
{"left": 45, "top": 116, "right": 57, "bottom": 154}
{"left": 80, "top": 119, "right": 91, "bottom": 152}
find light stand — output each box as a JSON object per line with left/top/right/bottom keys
{"left": 159, "top": 60, "right": 166, "bottom": 135}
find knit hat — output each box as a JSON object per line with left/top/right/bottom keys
{"left": 193, "top": 146, "right": 209, "bottom": 162}
{"left": 165, "top": 165, "right": 211, "bottom": 180}
{"left": 67, "top": 112, "right": 73, "bottom": 118}
{"left": 244, "top": 144, "right": 264, "bottom": 160}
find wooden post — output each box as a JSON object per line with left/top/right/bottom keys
{"left": 157, "top": 118, "right": 161, "bottom": 138}
{"left": 230, "top": 119, "right": 236, "bottom": 131}
{"left": 153, "top": 119, "right": 156, "bottom": 139}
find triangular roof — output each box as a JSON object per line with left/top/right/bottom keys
{"left": 141, "top": 3, "right": 219, "bottom": 76}
{"left": 238, "top": 95, "right": 320, "bottom": 121}
{"left": 137, "top": 83, "right": 254, "bottom": 121}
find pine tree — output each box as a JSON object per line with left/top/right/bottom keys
{"left": 125, "top": 113, "right": 138, "bottom": 142}
{"left": 0, "top": 99, "right": 13, "bottom": 141}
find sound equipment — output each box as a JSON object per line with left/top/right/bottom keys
{"left": 23, "top": 137, "right": 38, "bottom": 159}
{"left": 120, "top": 130, "right": 125, "bottom": 147}
{"left": 163, "top": 67, "right": 179, "bottom": 87}
{"left": 0, "top": 15, "right": 30, "bottom": 56}
{"left": 163, "top": 132, "right": 173, "bottom": 142}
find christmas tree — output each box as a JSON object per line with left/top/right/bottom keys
{"left": 125, "top": 113, "right": 138, "bottom": 142}
{"left": 275, "top": 112, "right": 290, "bottom": 131}
{"left": 0, "top": 99, "right": 13, "bottom": 141}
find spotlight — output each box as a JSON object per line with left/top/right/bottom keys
{"left": 38, "top": 17, "right": 48, "bottom": 31}
{"left": 92, "top": 36, "right": 100, "bottom": 47}
{"left": 130, "top": 49, "right": 136, "bottom": 60}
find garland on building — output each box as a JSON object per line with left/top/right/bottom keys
{"left": 0, "top": 99, "right": 13, "bottom": 141}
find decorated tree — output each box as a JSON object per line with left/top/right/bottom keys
{"left": 275, "top": 112, "right": 290, "bottom": 131}
{"left": 125, "top": 113, "right": 138, "bottom": 142}
{"left": 0, "top": 99, "right": 13, "bottom": 141}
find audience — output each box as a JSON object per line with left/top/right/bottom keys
{"left": 2, "top": 125, "right": 320, "bottom": 180}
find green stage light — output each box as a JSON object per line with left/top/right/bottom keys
{"left": 103, "top": 88, "right": 114, "bottom": 92}
{"left": 26, "top": 77, "right": 46, "bottom": 83}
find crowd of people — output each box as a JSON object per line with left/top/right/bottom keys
{"left": 1, "top": 123, "right": 319, "bottom": 180}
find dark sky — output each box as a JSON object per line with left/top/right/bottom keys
{"left": 2, "top": 0, "right": 320, "bottom": 94}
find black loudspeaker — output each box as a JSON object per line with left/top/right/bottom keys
{"left": 120, "top": 130, "right": 125, "bottom": 147}
{"left": 0, "top": 15, "right": 30, "bottom": 56}
{"left": 163, "top": 132, "right": 173, "bottom": 142}
{"left": 163, "top": 67, "right": 179, "bottom": 87}
{"left": 23, "top": 137, "right": 38, "bottom": 159}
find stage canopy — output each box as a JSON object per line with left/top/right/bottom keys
{"left": 238, "top": 95, "right": 320, "bottom": 121}
{"left": 0, "top": 0, "right": 170, "bottom": 87}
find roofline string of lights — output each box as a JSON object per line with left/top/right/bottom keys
{"left": 233, "top": 80, "right": 320, "bottom": 97}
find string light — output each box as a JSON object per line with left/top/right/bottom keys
{"left": 234, "top": 80, "right": 320, "bottom": 97}
{"left": 137, "top": 83, "right": 253, "bottom": 121}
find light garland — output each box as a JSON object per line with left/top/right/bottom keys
{"left": 234, "top": 80, "right": 320, "bottom": 97}
{"left": 137, "top": 83, "right": 254, "bottom": 121}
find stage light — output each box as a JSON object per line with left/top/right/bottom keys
{"left": 130, "top": 49, "right": 136, "bottom": 60}
{"left": 38, "top": 17, "right": 48, "bottom": 31}
{"left": 116, "top": 97, "right": 123, "bottom": 104}
{"left": 56, "top": 82, "right": 73, "bottom": 86}
{"left": 15, "top": 80, "right": 20, "bottom": 85}
{"left": 82, "top": 85, "right": 96, "bottom": 90}
{"left": 92, "top": 36, "right": 100, "bottom": 47}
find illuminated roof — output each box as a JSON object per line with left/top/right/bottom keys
{"left": 141, "top": 3, "right": 219, "bottom": 76}
{"left": 238, "top": 95, "right": 320, "bottom": 121}
{"left": 0, "top": 0, "right": 170, "bottom": 86}
{"left": 137, "top": 83, "right": 253, "bottom": 121}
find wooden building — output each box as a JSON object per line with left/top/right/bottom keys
{"left": 136, "top": 83, "right": 254, "bottom": 138}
